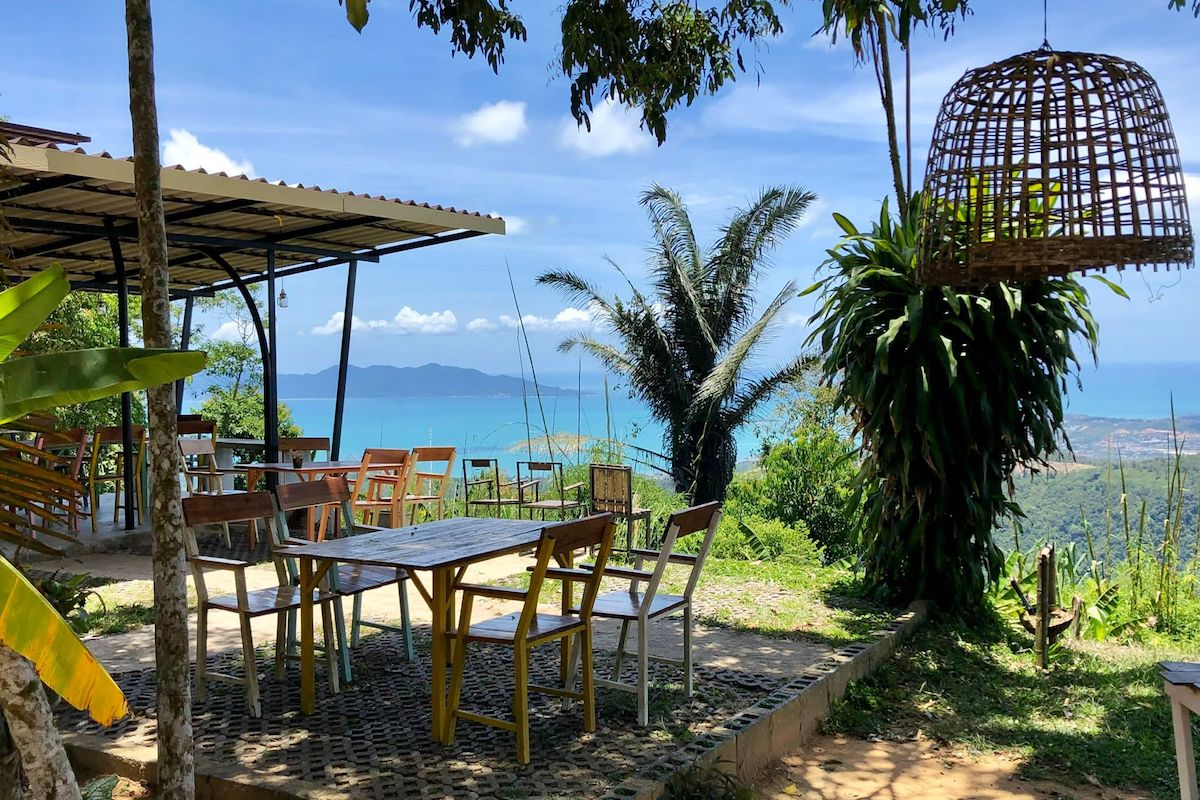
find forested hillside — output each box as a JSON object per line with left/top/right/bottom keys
{"left": 1005, "top": 454, "right": 1200, "bottom": 562}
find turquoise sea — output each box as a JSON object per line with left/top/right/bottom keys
{"left": 194, "top": 361, "right": 1200, "bottom": 470}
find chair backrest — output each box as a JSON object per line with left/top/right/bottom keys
{"left": 271, "top": 477, "right": 356, "bottom": 579}
{"left": 410, "top": 446, "right": 456, "bottom": 499}
{"left": 462, "top": 457, "right": 500, "bottom": 500}
{"left": 40, "top": 428, "right": 87, "bottom": 477}
{"left": 178, "top": 437, "right": 217, "bottom": 460}
{"left": 176, "top": 418, "right": 217, "bottom": 438}
{"left": 181, "top": 492, "right": 281, "bottom": 599}
{"left": 178, "top": 414, "right": 204, "bottom": 421}
{"left": 522, "top": 513, "right": 616, "bottom": 635}
{"left": 276, "top": 437, "right": 330, "bottom": 461}
{"left": 90, "top": 425, "right": 148, "bottom": 476}
{"left": 351, "top": 448, "right": 412, "bottom": 497}
{"left": 589, "top": 463, "right": 632, "bottom": 514}
{"left": 517, "top": 460, "right": 566, "bottom": 500}
{"left": 657, "top": 501, "right": 722, "bottom": 602}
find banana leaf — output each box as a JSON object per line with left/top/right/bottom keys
{"left": 0, "top": 557, "right": 128, "bottom": 725}
{"left": 0, "top": 265, "right": 70, "bottom": 362}
{"left": 0, "top": 347, "right": 206, "bottom": 424}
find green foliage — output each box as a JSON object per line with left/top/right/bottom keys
{"left": 81, "top": 775, "right": 119, "bottom": 800}
{"left": 663, "top": 760, "right": 752, "bottom": 800}
{"left": 539, "top": 184, "right": 816, "bottom": 503}
{"left": 25, "top": 571, "right": 101, "bottom": 634}
{"left": 17, "top": 290, "right": 146, "bottom": 431}
{"left": 729, "top": 380, "right": 859, "bottom": 561}
{"left": 806, "top": 196, "right": 1105, "bottom": 608}
{"left": 191, "top": 290, "right": 300, "bottom": 442}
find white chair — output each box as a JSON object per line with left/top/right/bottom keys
{"left": 582, "top": 501, "right": 721, "bottom": 726}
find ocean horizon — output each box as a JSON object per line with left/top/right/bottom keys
{"left": 187, "top": 361, "right": 1200, "bottom": 471}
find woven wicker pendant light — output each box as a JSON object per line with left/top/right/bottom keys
{"left": 917, "top": 45, "right": 1194, "bottom": 286}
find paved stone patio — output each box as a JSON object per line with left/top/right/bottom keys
{"left": 59, "top": 628, "right": 787, "bottom": 799}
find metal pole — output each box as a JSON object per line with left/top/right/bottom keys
{"left": 331, "top": 260, "right": 358, "bottom": 460}
{"left": 265, "top": 247, "right": 279, "bottom": 471}
{"left": 175, "top": 295, "right": 194, "bottom": 412}
{"left": 106, "top": 223, "right": 137, "bottom": 531}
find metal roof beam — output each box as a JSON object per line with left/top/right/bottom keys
{"left": 0, "top": 174, "right": 89, "bottom": 201}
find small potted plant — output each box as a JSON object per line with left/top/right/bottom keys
{"left": 290, "top": 449, "right": 305, "bottom": 469}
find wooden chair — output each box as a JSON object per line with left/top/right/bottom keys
{"left": 36, "top": 428, "right": 88, "bottom": 533}
{"left": 87, "top": 425, "right": 147, "bottom": 531}
{"left": 447, "top": 512, "right": 617, "bottom": 764}
{"left": 178, "top": 437, "right": 256, "bottom": 547}
{"left": 589, "top": 463, "right": 653, "bottom": 553}
{"left": 402, "top": 446, "right": 456, "bottom": 522}
{"left": 272, "top": 477, "right": 414, "bottom": 682}
{"left": 583, "top": 501, "right": 721, "bottom": 726}
{"left": 176, "top": 418, "right": 216, "bottom": 439}
{"left": 350, "top": 448, "right": 412, "bottom": 528}
{"left": 181, "top": 492, "right": 341, "bottom": 717}
{"left": 462, "top": 458, "right": 526, "bottom": 517}
{"left": 516, "top": 461, "right": 585, "bottom": 521}
{"left": 276, "top": 436, "right": 330, "bottom": 463}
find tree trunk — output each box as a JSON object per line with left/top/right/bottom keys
{"left": 873, "top": 11, "right": 907, "bottom": 217}
{"left": 124, "top": 2, "right": 195, "bottom": 797}
{"left": 0, "top": 644, "right": 79, "bottom": 800}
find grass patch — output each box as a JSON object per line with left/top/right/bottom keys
{"left": 823, "top": 612, "right": 1198, "bottom": 798}
{"left": 79, "top": 579, "right": 199, "bottom": 636}
{"left": 493, "top": 557, "right": 893, "bottom": 647}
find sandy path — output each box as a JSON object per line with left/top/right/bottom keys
{"left": 756, "top": 735, "right": 1151, "bottom": 800}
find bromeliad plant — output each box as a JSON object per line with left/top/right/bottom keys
{"left": 806, "top": 195, "right": 1118, "bottom": 608}
{"left": 0, "top": 264, "right": 204, "bottom": 796}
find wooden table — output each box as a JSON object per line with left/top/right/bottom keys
{"left": 277, "top": 517, "right": 545, "bottom": 740}
{"left": 1163, "top": 662, "right": 1200, "bottom": 800}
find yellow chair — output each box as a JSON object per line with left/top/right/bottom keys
{"left": 349, "top": 448, "right": 412, "bottom": 529}
{"left": 87, "top": 425, "right": 147, "bottom": 531}
{"left": 402, "top": 445, "right": 456, "bottom": 522}
{"left": 446, "top": 512, "right": 617, "bottom": 764}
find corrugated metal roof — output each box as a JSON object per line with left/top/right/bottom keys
{"left": 0, "top": 138, "right": 505, "bottom": 295}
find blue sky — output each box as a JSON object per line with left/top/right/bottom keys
{"left": 3, "top": 0, "right": 1198, "bottom": 379}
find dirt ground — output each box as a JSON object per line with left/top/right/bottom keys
{"left": 755, "top": 735, "right": 1153, "bottom": 800}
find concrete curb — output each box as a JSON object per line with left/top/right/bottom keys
{"left": 599, "top": 600, "right": 930, "bottom": 800}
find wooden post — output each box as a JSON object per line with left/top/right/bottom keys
{"left": 1035, "top": 545, "right": 1052, "bottom": 669}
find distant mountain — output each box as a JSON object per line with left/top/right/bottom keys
{"left": 275, "top": 363, "right": 580, "bottom": 399}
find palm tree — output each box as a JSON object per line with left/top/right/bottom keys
{"left": 538, "top": 184, "right": 816, "bottom": 503}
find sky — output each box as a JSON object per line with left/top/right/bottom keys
{"left": 2, "top": 0, "right": 1198, "bottom": 380}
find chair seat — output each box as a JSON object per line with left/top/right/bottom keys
{"left": 522, "top": 499, "right": 584, "bottom": 511}
{"left": 463, "top": 612, "right": 585, "bottom": 644}
{"left": 590, "top": 591, "right": 687, "bottom": 621}
{"left": 335, "top": 564, "right": 401, "bottom": 595}
{"left": 405, "top": 494, "right": 440, "bottom": 502}
{"left": 206, "top": 585, "right": 335, "bottom": 617}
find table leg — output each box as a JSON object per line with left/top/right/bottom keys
{"left": 299, "top": 556, "right": 316, "bottom": 714}
{"left": 431, "top": 567, "right": 449, "bottom": 742}
{"left": 1169, "top": 687, "right": 1199, "bottom": 800}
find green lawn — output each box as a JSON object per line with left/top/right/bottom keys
{"left": 824, "top": 613, "right": 1198, "bottom": 799}
{"left": 79, "top": 578, "right": 198, "bottom": 636}
{"left": 495, "top": 556, "right": 894, "bottom": 648}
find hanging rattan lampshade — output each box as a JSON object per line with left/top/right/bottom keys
{"left": 917, "top": 46, "right": 1194, "bottom": 286}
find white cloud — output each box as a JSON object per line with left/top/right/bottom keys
{"left": 470, "top": 306, "right": 596, "bottom": 333}
{"left": 454, "top": 100, "right": 528, "bottom": 146}
{"left": 311, "top": 308, "right": 458, "bottom": 336}
{"left": 209, "top": 320, "right": 246, "bottom": 342}
{"left": 467, "top": 317, "right": 497, "bottom": 332}
{"left": 558, "top": 99, "right": 653, "bottom": 158}
{"left": 162, "top": 129, "right": 255, "bottom": 176}
{"left": 490, "top": 212, "right": 529, "bottom": 235}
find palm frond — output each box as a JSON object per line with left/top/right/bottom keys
{"left": 694, "top": 280, "right": 798, "bottom": 408}
{"left": 723, "top": 353, "right": 818, "bottom": 431}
